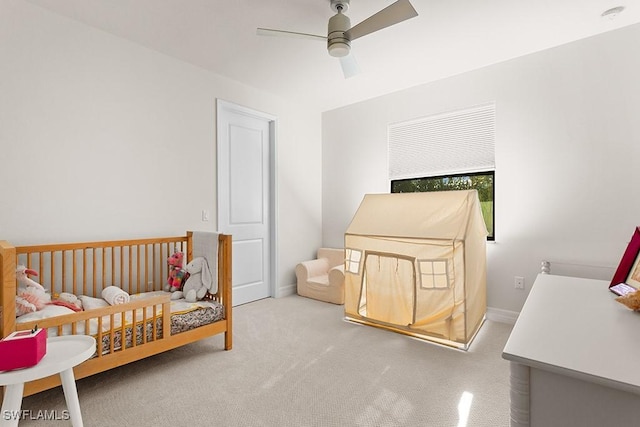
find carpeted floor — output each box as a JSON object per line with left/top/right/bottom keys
{"left": 19, "top": 295, "right": 513, "bottom": 426}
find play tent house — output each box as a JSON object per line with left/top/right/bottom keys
{"left": 344, "top": 190, "right": 487, "bottom": 349}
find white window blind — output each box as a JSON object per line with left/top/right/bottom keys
{"left": 388, "top": 103, "right": 495, "bottom": 180}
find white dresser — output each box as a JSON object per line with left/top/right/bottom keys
{"left": 502, "top": 274, "right": 640, "bottom": 427}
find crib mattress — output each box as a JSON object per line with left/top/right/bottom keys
{"left": 98, "top": 302, "right": 224, "bottom": 354}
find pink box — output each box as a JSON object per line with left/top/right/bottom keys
{"left": 0, "top": 328, "right": 47, "bottom": 371}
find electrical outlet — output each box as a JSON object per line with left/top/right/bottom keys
{"left": 515, "top": 276, "right": 525, "bottom": 290}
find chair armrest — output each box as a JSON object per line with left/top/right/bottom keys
{"left": 295, "top": 258, "right": 330, "bottom": 281}
{"left": 328, "top": 265, "right": 345, "bottom": 287}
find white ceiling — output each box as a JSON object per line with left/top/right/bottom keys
{"left": 24, "top": 0, "right": 640, "bottom": 111}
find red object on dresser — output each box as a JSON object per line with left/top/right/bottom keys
{"left": 0, "top": 328, "right": 47, "bottom": 371}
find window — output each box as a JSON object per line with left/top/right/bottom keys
{"left": 418, "top": 259, "right": 452, "bottom": 289}
{"left": 388, "top": 103, "right": 495, "bottom": 240}
{"left": 345, "top": 248, "right": 362, "bottom": 274}
{"left": 391, "top": 171, "right": 495, "bottom": 240}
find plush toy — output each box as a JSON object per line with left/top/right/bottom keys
{"left": 616, "top": 290, "right": 640, "bottom": 311}
{"left": 15, "top": 265, "right": 50, "bottom": 316}
{"left": 16, "top": 265, "right": 46, "bottom": 291}
{"left": 49, "top": 292, "right": 83, "bottom": 312}
{"left": 16, "top": 293, "right": 38, "bottom": 317}
{"left": 182, "top": 257, "right": 213, "bottom": 303}
{"left": 165, "top": 251, "right": 189, "bottom": 295}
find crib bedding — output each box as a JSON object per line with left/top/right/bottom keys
{"left": 16, "top": 291, "right": 224, "bottom": 357}
{"left": 16, "top": 291, "right": 224, "bottom": 354}
{"left": 16, "top": 291, "right": 224, "bottom": 333}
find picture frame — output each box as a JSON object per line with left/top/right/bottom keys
{"left": 610, "top": 227, "right": 640, "bottom": 292}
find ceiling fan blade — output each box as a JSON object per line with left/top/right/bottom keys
{"left": 346, "top": 0, "right": 418, "bottom": 41}
{"left": 256, "top": 28, "right": 326, "bottom": 42}
{"left": 340, "top": 54, "right": 360, "bottom": 79}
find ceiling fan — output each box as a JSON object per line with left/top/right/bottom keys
{"left": 257, "top": 0, "right": 418, "bottom": 78}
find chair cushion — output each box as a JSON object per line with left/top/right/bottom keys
{"left": 308, "top": 275, "right": 330, "bottom": 287}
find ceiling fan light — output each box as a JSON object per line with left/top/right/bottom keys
{"left": 328, "top": 41, "right": 350, "bottom": 57}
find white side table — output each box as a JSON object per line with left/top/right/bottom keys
{"left": 0, "top": 335, "right": 96, "bottom": 427}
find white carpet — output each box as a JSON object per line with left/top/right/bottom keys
{"left": 20, "top": 295, "right": 513, "bottom": 426}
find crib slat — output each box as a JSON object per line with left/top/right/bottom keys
{"left": 92, "top": 248, "right": 97, "bottom": 297}
{"left": 153, "top": 243, "right": 158, "bottom": 291}
{"left": 137, "top": 244, "right": 141, "bottom": 294}
{"left": 120, "top": 312, "right": 125, "bottom": 349}
{"left": 152, "top": 304, "right": 158, "bottom": 339}
{"left": 73, "top": 249, "right": 78, "bottom": 295}
{"left": 161, "top": 243, "right": 167, "bottom": 289}
{"left": 120, "top": 246, "right": 124, "bottom": 293}
{"left": 50, "top": 252, "right": 54, "bottom": 293}
{"left": 112, "top": 247, "right": 116, "bottom": 290}
{"left": 83, "top": 248, "right": 88, "bottom": 295}
{"left": 62, "top": 250, "right": 67, "bottom": 294}
{"left": 142, "top": 306, "right": 147, "bottom": 344}
{"left": 101, "top": 248, "right": 105, "bottom": 293}
{"left": 39, "top": 254, "right": 43, "bottom": 285}
{"left": 132, "top": 308, "right": 137, "bottom": 346}
{"left": 163, "top": 300, "right": 171, "bottom": 338}
{"left": 127, "top": 246, "right": 132, "bottom": 294}
{"left": 109, "top": 313, "right": 115, "bottom": 354}
{"left": 97, "top": 316, "right": 103, "bottom": 358}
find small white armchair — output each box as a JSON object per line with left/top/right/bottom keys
{"left": 295, "top": 248, "right": 345, "bottom": 304}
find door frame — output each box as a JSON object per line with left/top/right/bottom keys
{"left": 216, "top": 99, "right": 278, "bottom": 301}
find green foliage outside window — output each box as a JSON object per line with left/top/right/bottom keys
{"left": 391, "top": 171, "right": 495, "bottom": 240}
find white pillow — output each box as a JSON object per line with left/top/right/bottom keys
{"left": 16, "top": 305, "right": 75, "bottom": 323}
{"left": 78, "top": 295, "right": 109, "bottom": 310}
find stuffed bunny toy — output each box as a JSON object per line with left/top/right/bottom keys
{"left": 182, "top": 257, "right": 213, "bottom": 303}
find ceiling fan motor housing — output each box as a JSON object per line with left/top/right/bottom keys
{"left": 327, "top": 5, "right": 351, "bottom": 57}
{"left": 330, "top": 0, "right": 349, "bottom": 13}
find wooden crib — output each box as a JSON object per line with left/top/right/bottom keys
{"left": 0, "top": 231, "right": 232, "bottom": 396}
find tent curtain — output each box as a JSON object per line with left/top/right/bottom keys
{"left": 359, "top": 254, "right": 414, "bottom": 325}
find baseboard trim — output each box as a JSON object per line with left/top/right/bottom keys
{"left": 276, "top": 283, "right": 297, "bottom": 298}
{"left": 486, "top": 307, "right": 519, "bottom": 324}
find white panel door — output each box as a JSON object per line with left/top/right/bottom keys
{"left": 217, "top": 100, "right": 273, "bottom": 306}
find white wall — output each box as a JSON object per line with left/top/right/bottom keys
{"left": 0, "top": 0, "right": 322, "bottom": 295}
{"left": 322, "top": 23, "right": 640, "bottom": 314}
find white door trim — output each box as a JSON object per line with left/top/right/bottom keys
{"left": 216, "top": 99, "right": 278, "bottom": 302}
